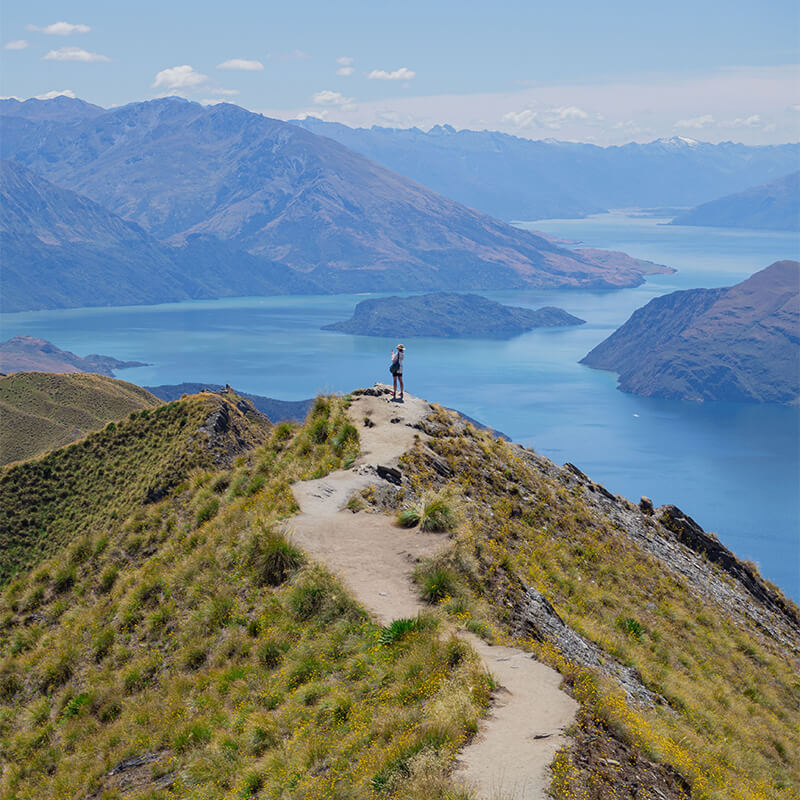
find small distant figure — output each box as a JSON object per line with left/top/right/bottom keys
{"left": 390, "top": 344, "right": 405, "bottom": 401}
{"left": 224, "top": 383, "right": 231, "bottom": 393}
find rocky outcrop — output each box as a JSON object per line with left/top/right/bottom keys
{"left": 656, "top": 504, "right": 800, "bottom": 628}
{"left": 581, "top": 261, "right": 800, "bottom": 404}
{"left": 511, "top": 585, "right": 662, "bottom": 708}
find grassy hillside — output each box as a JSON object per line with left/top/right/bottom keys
{"left": 0, "top": 372, "right": 161, "bottom": 465}
{"left": 0, "top": 391, "right": 269, "bottom": 585}
{"left": 0, "top": 395, "right": 489, "bottom": 800}
{"left": 383, "top": 408, "right": 800, "bottom": 800}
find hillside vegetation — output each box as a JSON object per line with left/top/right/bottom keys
{"left": 0, "top": 391, "right": 268, "bottom": 585}
{"left": 1, "top": 389, "right": 798, "bottom": 800}
{"left": 0, "top": 395, "right": 489, "bottom": 800}
{"left": 0, "top": 372, "right": 160, "bottom": 465}
{"left": 379, "top": 407, "right": 800, "bottom": 800}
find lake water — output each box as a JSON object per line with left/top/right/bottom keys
{"left": 2, "top": 212, "right": 798, "bottom": 598}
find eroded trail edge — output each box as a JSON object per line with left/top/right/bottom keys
{"left": 289, "top": 386, "right": 578, "bottom": 800}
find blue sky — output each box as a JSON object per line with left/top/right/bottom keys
{"left": 2, "top": 0, "right": 798, "bottom": 144}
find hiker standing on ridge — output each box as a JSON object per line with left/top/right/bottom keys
{"left": 390, "top": 344, "right": 404, "bottom": 401}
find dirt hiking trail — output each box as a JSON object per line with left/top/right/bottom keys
{"left": 289, "top": 385, "right": 578, "bottom": 799}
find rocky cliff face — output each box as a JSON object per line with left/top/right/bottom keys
{"left": 581, "top": 260, "right": 800, "bottom": 404}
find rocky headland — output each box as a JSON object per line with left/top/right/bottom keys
{"left": 581, "top": 260, "right": 800, "bottom": 404}
{"left": 0, "top": 335, "right": 148, "bottom": 376}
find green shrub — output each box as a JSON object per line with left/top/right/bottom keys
{"left": 309, "top": 417, "right": 329, "bottom": 444}
{"left": 246, "top": 527, "right": 303, "bottom": 587}
{"left": 419, "top": 568, "right": 457, "bottom": 603}
{"left": 396, "top": 509, "right": 421, "bottom": 528}
{"left": 420, "top": 496, "right": 457, "bottom": 532}
{"left": 256, "top": 641, "right": 283, "bottom": 669}
{"left": 379, "top": 617, "right": 421, "bottom": 646}
{"left": 173, "top": 722, "right": 212, "bottom": 752}
{"left": 97, "top": 565, "right": 118, "bottom": 594}
{"left": 195, "top": 497, "right": 220, "bottom": 526}
{"left": 332, "top": 423, "right": 359, "bottom": 455}
{"left": 92, "top": 629, "right": 114, "bottom": 662}
{"left": 617, "top": 616, "right": 644, "bottom": 640}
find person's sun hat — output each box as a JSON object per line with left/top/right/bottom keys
{"left": 397, "top": 344, "right": 405, "bottom": 350}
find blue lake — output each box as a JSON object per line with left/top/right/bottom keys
{"left": 2, "top": 213, "right": 798, "bottom": 597}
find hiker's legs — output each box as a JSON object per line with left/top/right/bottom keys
{"left": 398, "top": 374, "right": 404, "bottom": 399}
{"left": 392, "top": 374, "right": 398, "bottom": 398}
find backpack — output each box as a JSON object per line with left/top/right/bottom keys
{"left": 389, "top": 352, "right": 401, "bottom": 375}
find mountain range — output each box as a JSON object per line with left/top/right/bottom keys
{"left": 294, "top": 118, "right": 800, "bottom": 221}
{"left": 581, "top": 260, "right": 800, "bottom": 404}
{"left": 671, "top": 171, "right": 800, "bottom": 232}
{"left": 0, "top": 97, "right": 669, "bottom": 312}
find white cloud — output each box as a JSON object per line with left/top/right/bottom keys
{"left": 368, "top": 67, "right": 415, "bottom": 81}
{"left": 312, "top": 89, "right": 354, "bottom": 106}
{"left": 35, "top": 89, "right": 76, "bottom": 99}
{"left": 44, "top": 47, "right": 110, "bottom": 62}
{"left": 295, "top": 110, "right": 328, "bottom": 120}
{"left": 217, "top": 58, "right": 264, "bottom": 71}
{"left": 211, "top": 88, "right": 240, "bottom": 96}
{"left": 337, "top": 66, "right": 355, "bottom": 76}
{"left": 4, "top": 40, "right": 29, "bottom": 50}
{"left": 729, "top": 114, "right": 761, "bottom": 128}
{"left": 152, "top": 65, "right": 208, "bottom": 91}
{"left": 257, "top": 65, "right": 799, "bottom": 146}
{"left": 502, "top": 105, "right": 589, "bottom": 130}
{"left": 27, "top": 21, "right": 90, "bottom": 35}
{"left": 337, "top": 56, "right": 354, "bottom": 65}
{"left": 674, "top": 114, "right": 715, "bottom": 129}
{"left": 0, "top": 95, "right": 23, "bottom": 100}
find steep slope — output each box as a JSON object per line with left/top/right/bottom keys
{"left": 323, "top": 292, "right": 585, "bottom": 338}
{"left": 671, "top": 171, "right": 800, "bottom": 231}
{"left": 296, "top": 119, "right": 800, "bottom": 220}
{"left": 385, "top": 402, "right": 799, "bottom": 799}
{"left": 0, "top": 396, "right": 490, "bottom": 800}
{"left": 0, "top": 372, "right": 161, "bottom": 465}
{"left": 581, "top": 261, "right": 800, "bottom": 403}
{"left": 1, "top": 98, "right": 668, "bottom": 292}
{"left": 0, "top": 160, "right": 195, "bottom": 312}
{"left": 0, "top": 388, "right": 797, "bottom": 799}
{"left": 0, "top": 161, "right": 321, "bottom": 312}
{"left": 0, "top": 391, "right": 269, "bottom": 584}
{"left": 0, "top": 335, "right": 147, "bottom": 376}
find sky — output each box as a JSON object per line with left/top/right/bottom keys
{"left": 2, "top": 0, "right": 799, "bottom": 145}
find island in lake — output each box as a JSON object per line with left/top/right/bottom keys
{"left": 323, "top": 293, "right": 585, "bottom": 338}
{"left": 581, "top": 260, "right": 800, "bottom": 404}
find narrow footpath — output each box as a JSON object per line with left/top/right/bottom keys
{"left": 288, "top": 386, "right": 578, "bottom": 800}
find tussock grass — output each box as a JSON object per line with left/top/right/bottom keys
{"left": 0, "top": 392, "right": 268, "bottom": 586}
{"left": 396, "top": 489, "right": 461, "bottom": 532}
{"left": 0, "top": 372, "right": 161, "bottom": 466}
{"left": 0, "top": 394, "right": 490, "bottom": 799}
